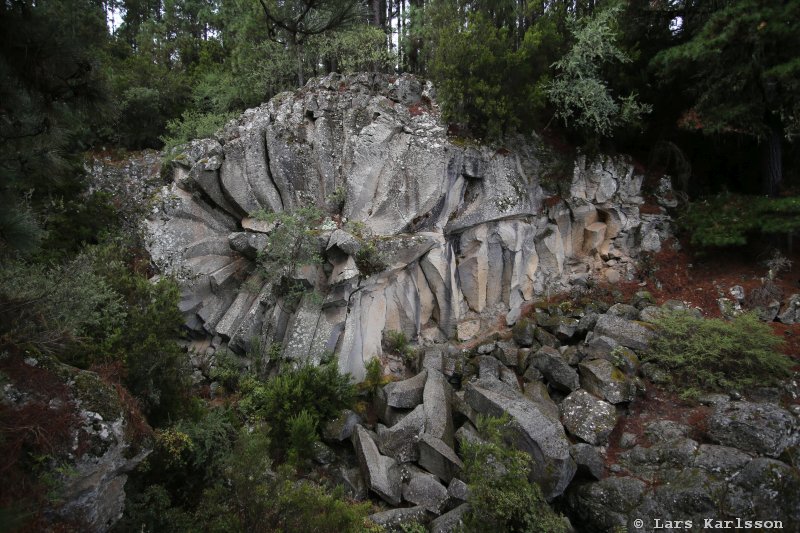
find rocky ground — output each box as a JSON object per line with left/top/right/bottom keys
{"left": 307, "top": 286, "right": 800, "bottom": 532}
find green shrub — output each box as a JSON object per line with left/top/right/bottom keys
{"left": 161, "top": 109, "right": 237, "bottom": 153}
{"left": 75, "top": 240, "right": 192, "bottom": 425}
{"left": 287, "top": 409, "right": 318, "bottom": 466}
{"left": 194, "top": 426, "right": 375, "bottom": 533}
{"left": 354, "top": 240, "right": 386, "bottom": 276}
{"left": 238, "top": 359, "right": 355, "bottom": 460}
{"left": 643, "top": 310, "right": 792, "bottom": 399}
{"left": 253, "top": 206, "right": 324, "bottom": 301}
{"left": 359, "top": 357, "right": 388, "bottom": 398}
{"left": 679, "top": 194, "right": 800, "bottom": 248}
{"left": 0, "top": 254, "right": 125, "bottom": 355}
{"left": 460, "top": 415, "right": 568, "bottom": 533}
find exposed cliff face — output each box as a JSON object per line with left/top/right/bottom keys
{"left": 146, "top": 72, "right": 672, "bottom": 381}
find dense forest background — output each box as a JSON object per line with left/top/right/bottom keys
{"left": 1, "top": 0, "right": 799, "bottom": 531}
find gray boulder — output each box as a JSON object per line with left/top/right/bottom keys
{"left": 353, "top": 426, "right": 402, "bottom": 505}
{"left": 402, "top": 469, "right": 450, "bottom": 514}
{"left": 566, "top": 476, "right": 646, "bottom": 532}
{"left": 418, "top": 433, "right": 464, "bottom": 484}
{"left": 593, "top": 314, "right": 654, "bottom": 352}
{"left": 570, "top": 443, "right": 606, "bottom": 480}
{"left": 530, "top": 346, "right": 580, "bottom": 392}
{"left": 578, "top": 358, "right": 635, "bottom": 404}
{"left": 376, "top": 404, "right": 426, "bottom": 462}
{"left": 464, "top": 379, "right": 576, "bottom": 498}
{"left": 607, "top": 303, "right": 639, "bottom": 320}
{"left": 778, "top": 294, "right": 800, "bottom": 324}
{"left": 560, "top": 390, "right": 618, "bottom": 445}
{"left": 384, "top": 370, "right": 427, "bottom": 408}
{"left": 512, "top": 317, "right": 536, "bottom": 347}
{"left": 708, "top": 400, "right": 798, "bottom": 457}
{"left": 522, "top": 381, "right": 560, "bottom": 422}
{"left": 429, "top": 503, "right": 470, "bottom": 533}
{"left": 368, "top": 506, "right": 429, "bottom": 532}
{"left": 447, "top": 477, "right": 469, "bottom": 502}
{"left": 424, "top": 370, "right": 455, "bottom": 447}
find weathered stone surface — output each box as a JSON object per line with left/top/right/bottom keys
{"left": 385, "top": 370, "right": 427, "bottom": 408}
{"left": 464, "top": 379, "right": 575, "bottom": 498}
{"left": 447, "top": 477, "right": 469, "bottom": 502}
{"left": 560, "top": 390, "right": 618, "bottom": 445}
{"left": 530, "top": 346, "right": 580, "bottom": 392}
{"left": 418, "top": 433, "right": 463, "bottom": 483}
{"left": 566, "top": 476, "right": 646, "bottom": 532}
{"left": 327, "top": 229, "right": 362, "bottom": 256}
{"left": 424, "top": 370, "right": 454, "bottom": 446}
{"left": 353, "top": 426, "right": 402, "bottom": 505}
{"left": 607, "top": 303, "right": 639, "bottom": 320}
{"left": 402, "top": 469, "right": 450, "bottom": 514}
{"left": 376, "top": 404, "right": 426, "bottom": 463}
{"left": 578, "top": 358, "right": 635, "bottom": 404}
{"left": 593, "top": 314, "right": 654, "bottom": 352}
{"left": 708, "top": 400, "right": 798, "bottom": 457}
{"left": 145, "top": 72, "right": 671, "bottom": 386}
{"left": 429, "top": 503, "right": 470, "bottom": 533}
{"left": 522, "top": 381, "right": 560, "bottom": 422}
{"left": 778, "top": 294, "right": 800, "bottom": 324}
{"left": 570, "top": 443, "right": 606, "bottom": 480}
{"left": 512, "top": 317, "right": 536, "bottom": 347}
{"left": 368, "top": 506, "right": 429, "bottom": 532}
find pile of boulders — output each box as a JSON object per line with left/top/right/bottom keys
{"left": 314, "top": 294, "right": 799, "bottom": 532}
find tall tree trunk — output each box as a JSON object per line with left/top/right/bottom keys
{"left": 761, "top": 125, "right": 782, "bottom": 197}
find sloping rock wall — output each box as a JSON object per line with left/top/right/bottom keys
{"left": 145, "top": 72, "right": 672, "bottom": 382}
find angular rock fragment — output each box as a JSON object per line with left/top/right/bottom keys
{"left": 418, "top": 433, "right": 463, "bottom": 484}
{"left": 464, "top": 379, "right": 575, "bottom": 498}
{"left": 423, "top": 370, "right": 454, "bottom": 446}
{"left": 530, "top": 346, "right": 580, "bottom": 392}
{"left": 593, "top": 314, "right": 654, "bottom": 352}
{"left": 708, "top": 400, "right": 798, "bottom": 457}
{"left": 377, "top": 404, "right": 426, "bottom": 462}
{"left": 353, "top": 426, "right": 402, "bottom": 505}
{"left": 560, "top": 390, "right": 618, "bottom": 445}
{"left": 384, "top": 370, "right": 427, "bottom": 408}
{"left": 579, "top": 358, "right": 635, "bottom": 404}
{"left": 402, "top": 469, "right": 450, "bottom": 514}
{"left": 429, "top": 504, "right": 470, "bottom": 533}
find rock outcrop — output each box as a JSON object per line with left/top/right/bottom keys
{"left": 0, "top": 355, "right": 150, "bottom": 532}
{"left": 145, "top": 72, "right": 673, "bottom": 382}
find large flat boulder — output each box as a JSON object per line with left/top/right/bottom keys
{"left": 593, "top": 314, "right": 654, "bottom": 352}
{"left": 708, "top": 400, "right": 798, "bottom": 457}
{"left": 353, "top": 426, "right": 402, "bottom": 505}
{"left": 464, "top": 379, "right": 576, "bottom": 499}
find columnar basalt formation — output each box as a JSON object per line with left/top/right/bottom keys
{"left": 145, "top": 72, "right": 672, "bottom": 382}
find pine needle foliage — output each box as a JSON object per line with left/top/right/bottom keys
{"left": 644, "top": 310, "right": 792, "bottom": 399}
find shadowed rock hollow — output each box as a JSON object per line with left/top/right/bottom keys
{"left": 145, "top": 72, "right": 672, "bottom": 382}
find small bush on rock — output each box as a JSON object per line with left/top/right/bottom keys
{"left": 460, "top": 415, "right": 569, "bottom": 533}
{"left": 238, "top": 359, "right": 355, "bottom": 460}
{"left": 644, "top": 310, "right": 792, "bottom": 399}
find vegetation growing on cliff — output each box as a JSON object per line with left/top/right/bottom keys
{"left": 644, "top": 310, "right": 792, "bottom": 400}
